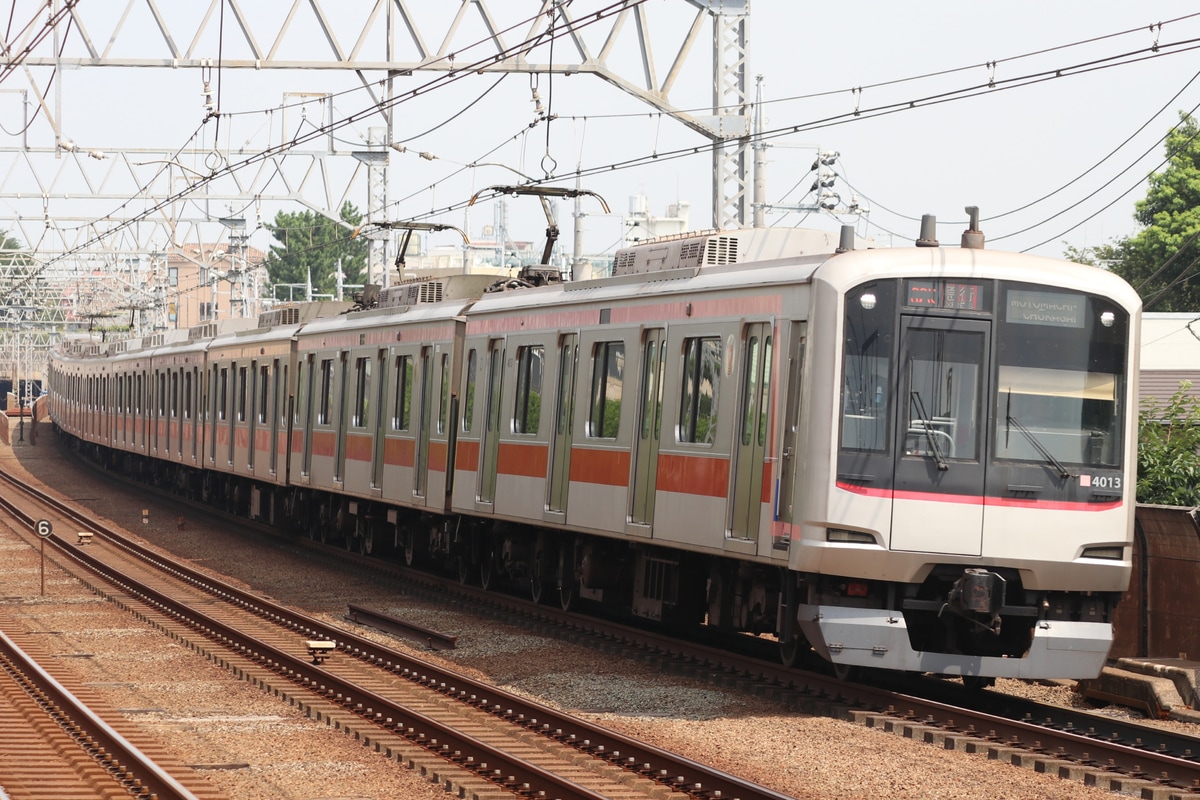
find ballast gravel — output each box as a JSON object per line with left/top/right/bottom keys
{"left": 0, "top": 434, "right": 1179, "bottom": 800}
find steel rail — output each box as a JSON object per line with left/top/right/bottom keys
{"left": 0, "top": 465, "right": 800, "bottom": 800}
{"left": 0, "top": 627, "right": 201, "bottom": 800}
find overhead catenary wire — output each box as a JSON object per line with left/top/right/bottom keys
{"left": 394, "top": 35, "right": 1200, "bottom": 232}
{"left": 12, "top": 0, "right": 645, "bottom": 287}
{"left": 17, "top": 5, "right": 1200, "bottom": 283}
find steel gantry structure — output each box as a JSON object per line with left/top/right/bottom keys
{"left": 0, "top": 0, "right": 753, "bottom": 386}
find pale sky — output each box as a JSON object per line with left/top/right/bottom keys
{"left": 5, "top": 1, "right": 1200, "bottom": 265}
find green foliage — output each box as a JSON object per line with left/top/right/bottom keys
{"left": 1137, "top": 381, "right": 1200, "bottom": 505}
{"left": 263, "top": 201, "right": 368, "bottom": 298}
{"left": 1098, "top": 113, "right": 1200, "bottom": 311}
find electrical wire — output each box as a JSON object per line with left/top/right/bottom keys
{"left": 1016, "top": 96, "right": 1200, "bottom": 253}
{"left": 20, "top": 4, "right": 1200, "bottom": 281}
{"left": 549, "top": 12, "right": 1200, "bottom": 121}
{"left": 14, "top": 0, "right": 646, "bottom": 288}
{"left": 0, "top": 0, "right": 80, "bottom": 86}
{"left": 392, "top": 36, "right": 1200, "bottom": 231}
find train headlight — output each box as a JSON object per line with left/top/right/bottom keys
{"left": 1081, "top": 545, "right": 1124, "bottom": 560}
{"left": 1099, "top": 310, "right": 1116, "bottom": 328}
{"left": 859, "top": 292, "right": 877, "bottom": 310}
{"left": 827, "top": 528, "right": 876, "bottom": 545}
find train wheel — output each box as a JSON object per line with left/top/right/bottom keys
{"left": 832, "top": 662, "right": 858, "bottom": 682}
{"left": 558, "top": 540, "right": 580, "bottom": 612}
{"left": 309, "top": 507, "right": 328, "bottom": 543}
{"left": 402, "top": 530, "right": 415, "bottom": 566}
{"left": 532, "top": 566, "right": 547, "bottom": 604}
{"left": 480, "top": 551, "right": 495, "bottom": 591}
{"left": 361, "top": 524, "right": 374, "bottom": 556}
{"left": 559, "top": 578, "right": 577, "bottom": 612}
{"left": 457, "top": 555, "right": 473, "bottom": 585}
{"left": 779, "top": 637, "right": 805, "bottom": 668}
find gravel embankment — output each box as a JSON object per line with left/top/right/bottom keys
{"left": 0, "top": 434, "right": 1150, "bottom": 799}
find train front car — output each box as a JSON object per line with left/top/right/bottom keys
{"left": 794, "top": 234, "right": 1140, "bottom": 680}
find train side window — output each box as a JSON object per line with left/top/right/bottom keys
{"left": 679, "top": 336, "right": 721, "bottom": 445}
{"left": 353, "top": 356, "right": 371, "bottom": 428}
{"left": 514, "top": 344, "right": 544, "bottom": 435}
{"left": 237, "top": 365, "right": 248, "bottom": 422}
{"left": 171, "top": 371, "right": 179, "bottom": 418}
{"left": 184, "top": 371, "right": 192, "bottom": 419}
{"left": 218, "top": 367, "right": 228, "bottom": 421}
{"left": 318, "top": 358, "right": 334, "bottom": 425}
{"left": 393, "top": 355, "right": 413, "bottom": 431}
{"left": 462, "top": 348, "right": 477, "bottom": 432}
{"left": 438, "top": 353, "right": 450, "bottom": 434}
{"left": 588, "top": 341, "right": 624, "bottom": 439}
{"left": 258, "top": 364, "right": 270, "bottom": 424}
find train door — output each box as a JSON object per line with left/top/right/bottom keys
{"left": 478, "top": 338, "right": 505, "bottom": 505}
{"left": 890, "top": 315, "right": 990, "bottom": 555}
{"left": 729, "top": 322, "right": 772, "bottom": 544}
{"left": 301, "top": 355, "right": 315, "bottom": 476}
{"left": 546, "top": 333, "right": 578, "bottom": 516}
{"left": 371, "top": 349, "right": 387, "bottom": 489}
{"left": 414, "top": 346, "right": 434, "bottom": 498}
{"left": 773, "top": 321, "right": 806, "bottom": 556}
{"left": 269, "top": 360, "right": 280, "bottom": 475}
{"left": 226, "top": 364, "right": 237, "bottom": 466}
{"left": 629, "top": 328, "right": 666, "bottom": 529}
{"left": 248, "top": 360, "right": 258, "bottom": 470}
{"left": 335, "top": 352, "right": 349, "bottom": 482}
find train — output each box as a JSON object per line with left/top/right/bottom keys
{"left": 46, "top": 211, "right": 1142, "bottom": 682}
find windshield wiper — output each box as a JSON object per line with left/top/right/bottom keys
{"left": 909, "top": 391, "right": 948, "bottom": 471}
{"left": 1005, "top": 390, "right": 1071, "bottom": 479}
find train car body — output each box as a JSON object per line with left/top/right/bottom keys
{"left": 47, "top": 219, "right": 1141, "bottom": 681}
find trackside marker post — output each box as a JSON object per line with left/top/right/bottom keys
{"left": 36, "top": 519, "right": 52, "bottom": 595}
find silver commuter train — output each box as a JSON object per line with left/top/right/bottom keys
{"left": 48, "top": 216, "right": 1141, "bottom": 680}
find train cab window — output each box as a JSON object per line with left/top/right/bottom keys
{"left": 514, "top": 345, "right": 544, "bottom": 435}
{"left": 353, "top": 357, "right": 371, "bottom": 428}
{"left": 839, "top": 280, "right": 897, "bottom": 453}
{"left": 393, "top": 355, "right": 413, "bottom": 431}
{"left": 679, "top": 336, "right": 721, "bottom": 445}
{"left": 462, "top": 348, "right": 477, "bottom": 433}
{"left": 993, "top": 284, "right": 1128, "bottom": 468}
{"left": 318, "top": 358, "right": 334, "bottom": 425}
{"left": 588, "top": 341, "right": 624, "bottom": 439}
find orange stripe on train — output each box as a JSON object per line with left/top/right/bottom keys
{"left": 656, "top": 453, "right": 729, "bottom": 498}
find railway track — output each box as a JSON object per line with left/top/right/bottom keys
{"left": 0, "top": 462, "right": 797, "bottom": 800}
{"left": 0, "top": 606, "right": 214, "bottom": 800}
{"left": 243, "top": 510, "right": 1200, "bottom": 798}
{"left": 18, "top": 443, "right": 1200, "bottom": 798}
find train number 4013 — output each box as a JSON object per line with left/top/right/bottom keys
{"left": 1081, "top": 474, "right": 1122, "bottom": 490}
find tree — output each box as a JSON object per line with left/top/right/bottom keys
{"left": 1137, "top": 382, "right": 1200, "bottom": 506}
{"left": 1091, "top": 113, "right": 1200, "bottom": 311}
{"left": 263, "top": 201, "right": 368, "bottom": 299}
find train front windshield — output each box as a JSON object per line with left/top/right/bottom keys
{"left": 839, "top": 278, "right": 1129, "bottom": 474}
{"left": 993, "top": 286, "right": 1126, "bottom": 467}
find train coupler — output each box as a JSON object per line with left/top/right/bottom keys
{"left": 940, "top": 568, "right": 1006, "bottom": 635}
